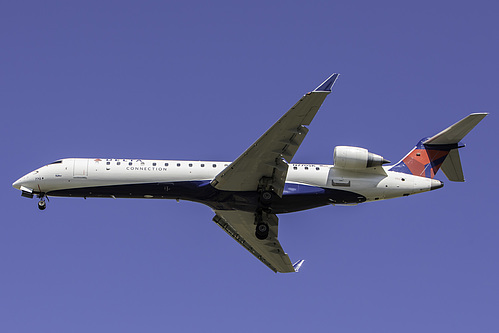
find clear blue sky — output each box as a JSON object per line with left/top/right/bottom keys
{"left": 1, "top": 1, "right": 498, "bottom": 332}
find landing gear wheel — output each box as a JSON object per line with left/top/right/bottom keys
{"left": 255, "top": 223, "right": 269, "bottom": 240}
{"left": 38, "top": 200, "right": 46, "bottom": 211}
{"left": 260, "top": 191, "right": 273, "bottom": 206}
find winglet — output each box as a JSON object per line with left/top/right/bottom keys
{"left": 293, "top": 259, "right": 305, "bottom": 272}
{"left": 313, "top": 73, "right": 339, "bottom": 92}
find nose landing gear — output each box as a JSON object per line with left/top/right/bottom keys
{"left": 37, "top": 194, "right": 48, "bottom": 210}
{"left": 38, "top": 200, "right": 46, "bottom": 210}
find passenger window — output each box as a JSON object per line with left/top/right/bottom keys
{"left": 316, "top": 167, "right": 320, "bottom": 170}
{"left": 293, "top": 166, "right": 297, "bottom": 170}
{"left": 201, "top": 164, "right": 205, "bottom": 167}
{"left": 213, "top": 164, "right": 217, "bottom": 168}
{"left": 153, "top": 162, "right": 157, "bottom": 166}
{"left": 177, "top": 163, "right": 181, "bottom": 167}
{"left": 106, "top": 162, "right": 110, "bottom": 165}
{"left": 304, "top": 167, "right": 309, "bottom": 170}
{"left": 189, "top": 163, "right": 193, "bottom": 167}
{"left": 165, "top": 163, "right": 169, "bottom": 167}
{"left": 117, "top": 162, "right": 121, "bottom": 165}
{"left": 129, "top": 162, "right": 133, "bottom": 166}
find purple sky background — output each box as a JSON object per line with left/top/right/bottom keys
{"left": 1, "top": 1, "right": 498, "bottom": 332}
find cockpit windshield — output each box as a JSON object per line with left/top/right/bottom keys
{"left": 48, "top": 160, "right": 63, "bottom": 165}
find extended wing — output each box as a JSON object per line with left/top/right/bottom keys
{"left": 211, "top": 74, "right": 339, "bottom": 197}
{"left": 213, "top": 210, "right": 296, "bottom": 273}
{"left": 210, "top": 74, "right": 339, "bottom": 273}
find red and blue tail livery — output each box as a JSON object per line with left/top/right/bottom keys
{"left": 390, "top": 113, "right": 487, "bottom": 181}
{"left": 390, "top": 139, "right": 460, "bottom": 179}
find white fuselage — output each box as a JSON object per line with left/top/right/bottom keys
{"left": 13, "top": 158, "right": 442, "bottom": 211}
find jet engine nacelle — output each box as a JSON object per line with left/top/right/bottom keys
{"left": 333, "top": 146, "right": 390, "bottom": 169}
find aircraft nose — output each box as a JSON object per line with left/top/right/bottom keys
{"left": 12, "top": 177, "right": 23, "bottom": 190}
{"left": 12, "top": 174, "right": 30, "bottom": 190}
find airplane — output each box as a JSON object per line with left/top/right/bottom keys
{"left": 12, "top": 74, "right": 488, "bottom": 273}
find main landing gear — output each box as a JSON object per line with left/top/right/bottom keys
{"left": 259, "top": 190, "right": 273, "bottom": 206}
{"left": 255, "top": 222, "right": 269, "bottom": 240}
{"left": 254, "top": 190, "right": 276, "bottom": 240}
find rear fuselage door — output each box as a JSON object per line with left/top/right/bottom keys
{"left": 73, "top": 159, "right": 89, "bottom": 178}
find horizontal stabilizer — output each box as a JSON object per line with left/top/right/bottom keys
{"left": 424, "top": 113, "right": 488, "bottom": 145}
{"left": 441, "top": 149, "right": 465, "bottom": 182}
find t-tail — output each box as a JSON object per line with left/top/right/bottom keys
{"left": 390, "top": 113, "right": 488, "bottom": 181}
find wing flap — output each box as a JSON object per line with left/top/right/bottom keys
{"left": 213, "top": 210, "right": 295, "bottom": 273}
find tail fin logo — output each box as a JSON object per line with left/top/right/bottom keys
{"left": 390, "top": 113, "right": 487, "bottom": 180}
{"left": 400, "top": 147, "right": 449, "bottom": 178}
{"left": 390, "top": 139, "right": 454, "bottom": 178}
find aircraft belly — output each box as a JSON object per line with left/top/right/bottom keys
{"left": 46, "top": 180, "right": 214, "bottom": 200}
{"left": 46, "top": 180, "right": 366, "bottom": 213}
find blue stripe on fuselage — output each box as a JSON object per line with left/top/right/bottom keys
{"left": 46, "top": 180, "right": 365, "bottom": 214}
